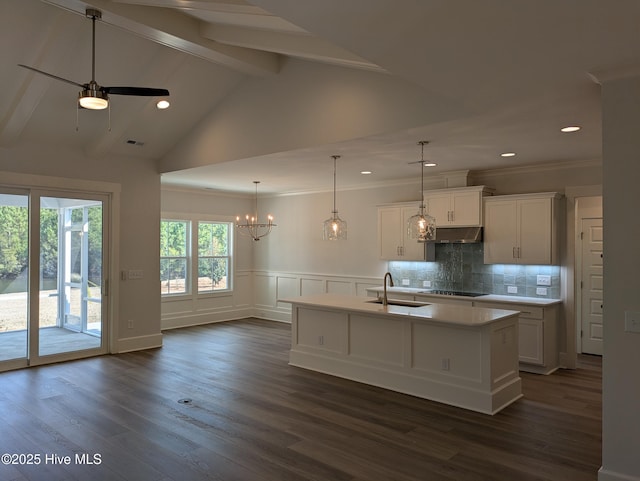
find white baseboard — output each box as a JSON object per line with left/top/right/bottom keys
{"left": 162, "top": 307, "right": 255, "bottom": 330}
{"left": 114, "top": 333, "right": 163, "bottom": 353}
{"left": 599, "top": 467, "right": 640, "bottom": 481}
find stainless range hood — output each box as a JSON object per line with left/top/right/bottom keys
{"left": 429, "top": 226, "right": 483, "bottom": 243}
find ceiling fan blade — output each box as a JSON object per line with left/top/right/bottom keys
{"left": 18, "top": 64, "right": 85, "bottom": 89}
{"left": 103, "top": 86, "right": 170, "bottom": 96}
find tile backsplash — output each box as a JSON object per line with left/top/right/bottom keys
{"left": 388, "top": 243, "right": 560, "bottom": 299}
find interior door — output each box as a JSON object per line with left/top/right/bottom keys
{"left": 580, "top": 217, "right": 604, "bottom": 355}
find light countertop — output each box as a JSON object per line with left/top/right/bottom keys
{"left": 280, "top": 294, "right": 519, "bottom": 327}
{"left": 366, "top": 286, "right": 562, "bottom": 306}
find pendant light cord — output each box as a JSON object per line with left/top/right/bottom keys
{"left": 331, "top": 155, "right": 340, "bottom": 216}
{"left": 419, "top": 141, "right": 428, "bottom": 210}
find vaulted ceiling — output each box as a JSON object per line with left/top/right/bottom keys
{"left": 3, "top": 0, "right": 638, "bottom": 193}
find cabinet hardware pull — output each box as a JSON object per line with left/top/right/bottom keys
{"left": 513, "top": 247, "right": 517, "bottom": 258}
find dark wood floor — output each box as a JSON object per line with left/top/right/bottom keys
{"left": 0, "top": 319, "right": 602, "bottom": 481}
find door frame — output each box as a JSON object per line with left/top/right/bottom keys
{"left": 29, "top": 190, "right": 111, "bottom": 366}
{"left": 0, "top": 170, "right": 120, "bottom": 371}
{"left": 574, "top": 196, "right": 603, "bottom": 354}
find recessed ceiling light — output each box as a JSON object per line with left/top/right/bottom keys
{"left": 156, "top": 100, "right": 170, "bottom": 109}
{"left": 360, "top": 170, "right": 372, "bottom": 175}
{"left": 561, "top": 125, "right": 580, "bottom": 133}
{"left": 500, "top": 152, "right": 516, "bottom": 157}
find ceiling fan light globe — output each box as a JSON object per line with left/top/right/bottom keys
{"left": 79, "top": 89, "right": 109, "bottom": 110}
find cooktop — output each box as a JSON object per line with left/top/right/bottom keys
{"left": 420, "top": 289, "right": 485, "bottom": 297}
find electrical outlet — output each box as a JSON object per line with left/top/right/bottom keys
{"left": 423, "top": 280, "right": 431, "bottom": 288}
{"left": 624, "top": 311, "right": 640, "bottom": 333}
{"left": 537, "top": 275, "right": 551, "bottom": 286}
{"left": 536, "top": 287, "right": 548, "bottom": 296}
{"left": 507, "top": 286, "right": 518, "bottom": 294}
{"left": 402, "top": 279, "right": 410, "bottom": 286}
{"left": 441, "top": 358, "right": 450, "bottom": 371}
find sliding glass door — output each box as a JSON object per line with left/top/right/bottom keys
{"left": 38, "top": 196, "right": 105, "bottom": 357}
{"left": 0, "top": 191, "right": 29, "bottom": 368}
{"left": 0, "top": 189, "right": 109, "bottom": 371}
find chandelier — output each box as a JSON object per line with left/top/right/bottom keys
{"left": 407, "top": 141, "right": 436, "bottom": 242}
{"left": 323, "top": 155, "right": 348, "bottom": 240}
{"left": 236, "top": 181, "right": 276, "bottom": 241}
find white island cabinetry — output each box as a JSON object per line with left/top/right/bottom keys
{"left": 473, "top": 299, "right": 559, "bottom": 375}
{"left": 367, "top": 288, "right": 561, "bottom": 374}
{"left": 282, "top": 294, "right": 522, "bottom": 415}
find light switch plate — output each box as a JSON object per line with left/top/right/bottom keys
{"left": 128, "top": 269, "right": 144, "bottom": 280}
{"left": 402, "top": 279, "right": 410, "bottom": 286}
{"left": 423, "top": 280, "right": 431, "bottom": 288}
{"left": 507, "top": 286, "right": 518, "bottom": 294}
{"left": 536, "top": 287, "right": 548, "bottom": 296}
{"left": 537, "top": 275, "right": 551, "bottom": 286}
{"left": 625, "top": 311, "right": 640, "bottom": 333}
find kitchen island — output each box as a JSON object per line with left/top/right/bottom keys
{"left": 280, "top": 294, "right": 522, "bottom": 415}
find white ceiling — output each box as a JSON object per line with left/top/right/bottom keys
{"left": 2, "top": 0, "right": 635, "bottom": 194}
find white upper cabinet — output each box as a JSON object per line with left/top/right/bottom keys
{"left": 483, "top": 192, "right": 561, "bottom": 265}
{"left": 378, "top": 204, "right": 426, "bottom": 261}
{"left": 378, "top": 186, "right": 492, "bottom": 261}
{"left": 423, "top": 186, "right": 492, "bottom": 227}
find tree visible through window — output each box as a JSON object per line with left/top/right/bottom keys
{"left": 160, "top": 220, "right": 188, "bottom": 295}
{"left": 160, "top": 218, "right": 232, "bottom": 297}
{"left": 198, "top": 222, "right": 230, "bottom": 293}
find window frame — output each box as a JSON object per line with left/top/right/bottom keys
{"left": 160, "top": 218, "right": 191, "bottom": 297}
{"left": 161, "top": 213, "right": 235, "bottom": 301}
{"left": 195, "top": 220, "right": 233, "bottom": 295}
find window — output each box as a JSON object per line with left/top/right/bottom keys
{"left": 161, "top": 218, "right": 233, "bottom": 297}
{"left": 197, "top": 221, "right": 231, "bottom": 293}
{"left": 160, "top": 220, "right": 189, "bottom": 295}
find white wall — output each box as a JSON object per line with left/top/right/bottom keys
{"left": 160, "top": 187, "right": 257, "bottom": 328}
{"left": 161, "top": 163, "right": 604, "bottom": 331}
{"left": 598, "top": 75, "right": 640, "bottom": 481}
{"left": 1, "top": 142, "right": 162, "bottom": 352}
{"left": 160, "top": 58, "right": 463, "bottom": 173}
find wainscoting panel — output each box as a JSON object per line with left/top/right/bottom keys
{"left": 327, "top": 280, "right": 353, "bottom": 295}
{"left": 301, "top": 278, "right": 325, "bottom": 296}
{"left": 161, "top": 270, "right": 383, "bottom": 327}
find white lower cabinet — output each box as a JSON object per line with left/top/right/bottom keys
{"left": 473, "top": 301, "right": 558, "bottom": 375}
{"left": 368, "top": 289, "right": 560, "bottom": 374}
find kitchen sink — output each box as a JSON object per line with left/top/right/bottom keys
{"left": 366, "top": 299, "right": 430, "bottom": 307}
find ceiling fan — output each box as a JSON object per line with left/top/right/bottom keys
{"left": 18, "top": 8, "right": 169, "bottom": 110}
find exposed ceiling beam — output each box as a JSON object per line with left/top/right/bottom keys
{"left": 203, "top": 24, "right": 385, "bottom": 72}
{"left": 43, "top": 0, "right": 281, "bottom": 76}
{"left": 112, "top": 0, "right": 269, "bottom": 16}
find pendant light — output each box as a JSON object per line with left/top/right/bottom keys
{"left": 236, "top": 181, "right": 276, "bottom": 241}
{"left": 323, "top": 155, "right": 347, "bottom": 240}
{"left": 407, "top": 141, "right": 436, "bottom": 242}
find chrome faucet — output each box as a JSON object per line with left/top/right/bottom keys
{"left": 382, "top": 272, "right": 394, "bottom": 306}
